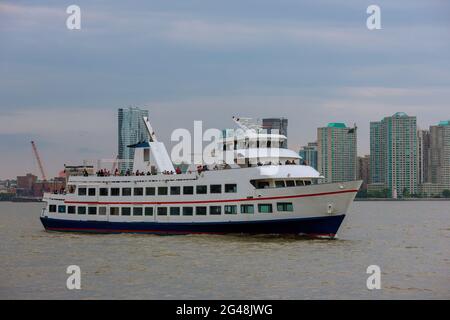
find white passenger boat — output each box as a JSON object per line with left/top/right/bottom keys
{"left": 40, "top": 116, "right": 361, "bottom": 238}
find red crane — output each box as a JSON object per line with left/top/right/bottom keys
{"left": 31, "top": 141, "right": 47, "bottom": 181}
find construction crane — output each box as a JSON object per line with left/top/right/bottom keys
{"left": 31, "top": 141, "right": 47, "bottom": 181}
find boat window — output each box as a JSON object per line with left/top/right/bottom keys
{"left": 67, "top": 185, "right": 76, "bottom": 194}
{"left": 182, "top": 207, "right": 193, "bottom": 216}
{"left": 111, "top": 188, "right": 120, "bottom": 196}
{"left": 88, "top": 207, "right": 97, "bottom": 215}
{"left": 277, "top": 202, "right": 294, "bottom": 212}
{"left": 49, "top": 205, "right": 56, "bottom": 213}
{"left": 170, "top": 186, "right": 181, "bottom": 195}
{"left": 196, "top": 185, "right": 207, "bottom": 194}
{"left": 121, "top": 207, "right": 131, "bottom": 216}
{"left": 170, "top": 207, "right": 180, "bottom": 216}
{"left": 225, "top": 184, "right": 237, "bottom": 193}
{"left": 210, "top": 184, "right": 222, "bottom": 194}
{"left": 133, "top": 207, "right": 143, "bottom": 216}
{"left": 257, "top": 181, "right": 270, "bottom": 189}
{"left": 304, "top": 180, "right": 312, "bottom": 185}
{"left": 258, "top": 204, "right": 273, "bottom": 213}
{"left": 295, "top": 180, "right": 304, "bottom": 186}
{"left": 210, "top": 206, "right": 221, "bottom": 215}
{"left": 88, "top": 188, "right": 96, "bottom": 196}
{"left": 224, "top": 205, "right": 237, "bottom": 214}
{"left": 286, "top": 180, "right": 295, "bottom": 187}
{"left": 157, "top": 207, "right": 167, "bottom": 216}
{"left": 78, "top": 207, "right": 86, "bottom": 215}
{"left": 146, "top": 187, "right": 155, "bottom": 196}
{"left": 158, "top": 187, "right": 168, "bottom": 195}
{"left": 58, "top": 205, "right": 66, "bottom": 213}
{"left": 110, "top": 207, "right": 119, "bottom": 216}
{"left": 144, "top": 207, "right": 153, "bottom": 216}
{"left": 134, "top": 187, "right": 144, "bottom": 196}
{"left": 275, "top": 181, "right": 285, "bottom": 188}
{"left": 98, "top": 207, "right": 107, "bottom": 215}
{"left": 196, "top": 206, "right": 207, "bottom": 215}
{"left": 240, "top": 204, "right": 254, "bottom": 214}
{"left": 100, "top": 188, "right": 108, "bottom": 196}
{"left": 68, "top": 206, "right": 76, "bottom": 214}
{"left": 78, "top": 188, "right": 87, "bottom": 196}
{"left": 183, "top": 186, "right": 194, "bottom": 195}
{"left": 122, "top": 188, "right": 132, "bottom": 196}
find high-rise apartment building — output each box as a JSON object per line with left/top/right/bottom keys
{"left": 417, "top": 129, "right": 431, "bottom": 184}
{"left": 299, "top": 142, "right": 318, "bottom": 170}
{"left": 430, "top": 121, "right": 450, "bottom": 186}
{"left": 368, "top": 112, "right": 418, "bottom": 198}
{"left": 317, "top": 123, "right": 357, "bottom": 183}
{"left": 357, "top": 155, "right": 370, "bottom": 191}
{"left": 118, "top": 107, "right": 149, "bottom": 172}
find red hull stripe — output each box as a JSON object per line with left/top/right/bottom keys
{"left": 45, "top": 226, "right": 335, "bottom": 238}
{"left": 63, "top": 189, "right": 358, "bottom": 205}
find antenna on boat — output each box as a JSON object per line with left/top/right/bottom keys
{"left": 143, "top": 116, "right": 158, "bottom": 142}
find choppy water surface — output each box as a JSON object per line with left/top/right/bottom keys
{"left": 0, "top": 201, "right": 449, "bottom": 299}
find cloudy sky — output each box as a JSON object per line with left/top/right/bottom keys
{"left": 1, "top": 0, "right": 449, "bottom": 179}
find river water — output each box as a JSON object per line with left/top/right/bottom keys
{"left": 0, "top": 201, "right": 448, "bottom": 299}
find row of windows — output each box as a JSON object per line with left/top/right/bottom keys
{"left": 77, "top": 184, "right": 237, "bottom": 197}
{"left": 255, "top": 180, "right": 312, "bottom": 189}
{"left": 49, "top": 203, "right": 294, "bottom": 216}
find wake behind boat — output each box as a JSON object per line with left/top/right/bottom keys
{"left": 40, "top": 116, "right": 362, "bottom": 238}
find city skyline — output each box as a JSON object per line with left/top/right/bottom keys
{"left": 1, "top": 1, "right": 450, "bottom": 179}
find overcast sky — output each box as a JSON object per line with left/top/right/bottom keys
{"left": 1, "top": 0, "right": 449, "bottom": 179}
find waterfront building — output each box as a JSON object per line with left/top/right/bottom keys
{"left": 420, "top": 120, "right": 450, "bottom": 197}
{"left": 317, "top": 123, "right": 357, "bottom": 183}
{"left": 17, "top": 173, "right": 37, "bottom": 191}
{"left": 417, "top": 129, "right": 431, "bottom": 184}
{"left": 118, "top": 107, "right": 149, "bottom": 172}
{"left": 299, "top": 142, "right": 318, "bottom": 170}
{"left": 262, "top": 118, "right": 288, "bottom": 146}
{"left": 357, "top": 155, "right": 370, "bottom": 191}
{"left": 430, "top": 121, "right": 450, "bottom": 187}
{"left": 368, "top": 112, "right": 418, "bottom": 198}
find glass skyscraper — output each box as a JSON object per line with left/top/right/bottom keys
{"left": 262, "top": 118, "right": 288, "bottom": 146}
{"left": 299, "top": 142, "right": 318, "bottom": 170}
{"left": 118, "top": 107, "right": 149, "bottom": 172}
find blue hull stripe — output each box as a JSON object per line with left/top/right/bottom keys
{"left": 40, "top": 215, "right": 346, "bottom": 237}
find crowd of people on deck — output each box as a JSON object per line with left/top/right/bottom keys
{"left": 92, "top": 167, "right": 186, "bottom": 177}
{"left": 88, "top": 159, "right": 298, "bottom": 177}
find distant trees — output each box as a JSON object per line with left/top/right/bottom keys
{"left": 402, "top": 188, "right": 411, "bottom": 198}
{"left": 366, "top": 188, "right": 391, "bottom": 198}
{"left": 357, "top": 188, "right": 450, "bottom": 199}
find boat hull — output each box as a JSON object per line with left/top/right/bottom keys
{"left": 40, "top": 214, "right": 346, "bottom": 238}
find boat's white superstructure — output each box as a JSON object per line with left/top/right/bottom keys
{"left": 40, "top": 116, "right": 361, "bottom": 238}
